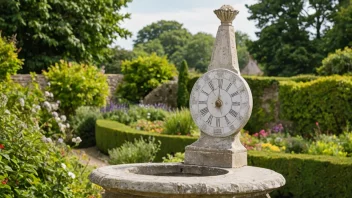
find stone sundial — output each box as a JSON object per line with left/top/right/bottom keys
{"left": 89, "top": 5, "right": 285, "bottom": 198}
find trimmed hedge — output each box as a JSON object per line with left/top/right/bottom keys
{"left": 248, "top": 151, "right": 352, "bottom": 198}
{"left": 95, "top": 119, "right": 197, "bottom": 161}
{"left": 280, "top": 76, "right": 352, "bottom": 136}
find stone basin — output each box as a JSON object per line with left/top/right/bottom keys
{"left": 89, "top": 163, "right": 285, "bottom": 198}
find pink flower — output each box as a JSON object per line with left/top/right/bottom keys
{"left": 253, "top": 133, "right": 259, "bottom": 137}
{"left": 316, "top": 122, "right": 319, "bottom": 126}
{"left": 0, "top": 144, "right": 4, "bottom": 150}
{"left": 259, "top": 130, "right": 268, "bottom": 137}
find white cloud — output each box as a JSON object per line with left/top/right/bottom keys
{"left": 115, "top": 1, "right": 258, "bottom": 50}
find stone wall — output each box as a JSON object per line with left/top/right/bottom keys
{"left": 11, "top": 74, "right": 123, "bottom": 96}
{"left": 143, "top": 81, "right": 178, "bottom": 108}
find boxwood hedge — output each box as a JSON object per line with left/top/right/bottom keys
{"left": 95, "top": 119, "right": 197, "bottom": 161}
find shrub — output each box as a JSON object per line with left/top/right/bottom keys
{"left": 108, "top": 137, "right": 161, "bottom": 164}
{"left": 317, "top": 47, "right": 352, "bottom": 75}
{"left": 177, "top": 60, "right": 189, "bottom": 108}
{"left": 0, "top": 79, "right": 101, "bottom": 197}
{"left": 162, "top": 152, "right": 185, "bottom": 163}
{"left": 279, "top": 76, "right": 352, "bottom": 136}
{"left": 249, "top": 151, "right": 352, "bottom": 198}
{"left": 163, "top": 108, "right": 198, "bottom": 136}
{"left": 116, "top": 53, "right": 177, "bottom": 102}
{"left": 0, "top": 35, "right": 23, "bottom": 79}
{"left": 43, "top": 60, "right": 109, "bottom": 117}
{"left": 95, "top": 120, "right": 197, "bottom": 161}
{"left": 70, "top": 106, "right": 102, "bottom": 148}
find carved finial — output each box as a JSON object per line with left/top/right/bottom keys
{"left": 214, "top": 5, "right": 239, "bottom": 24}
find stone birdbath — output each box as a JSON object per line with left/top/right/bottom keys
{"left": 89, "top": 5, "right": 286, "bottom": 198}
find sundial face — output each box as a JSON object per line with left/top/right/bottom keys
{"left": 190, "top": 68, "right": 253, "bottom": 137}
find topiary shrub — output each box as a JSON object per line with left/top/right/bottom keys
{"left": 0, "top": 34, "right": 23, "bottom": 79}
{"left": 43, "top": 60, "right": 109, "bottom": 117}
{"left": 177, "top": 60, "right": 189, "bottom": 108}
{"left": 115, "top": 53, "right": 177, "bottom": 103}
{"left": 70, "top": 106, "right": 102, "bottom": 148}
{"left": 317, "top": 47, "right": 352, "bottom": 75}
{"left": 108, "top": 137, "right": 161, "bottom": 165}
{"left": 163, "top": 108, "right": 198, "bottom": 136}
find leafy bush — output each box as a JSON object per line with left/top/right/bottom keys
{"left": 317, "top": 47, "right": 352, "bottom": 75}
{"left": 177, "top": 60, "right": 189, "bottom": 108}
{"left": 163, "top": 108, "right": 198, "bottom": 136}
{"left": 43, "top": 60, "right": 109, "bottom": 117}
{"left": 70, "top": 106, "right": 102, "bottom": 148}
{"left": 130, "top": 119, "right": 164, "bottom": 133}
{"left": 116, "top": 53, "right": 177, "bottom": 102}
{"left": 0, "top": 35, "right": 23, "bottom": 79}
{"left": 0, "top": 79, "right": 101, "bottom": 197}
{"left": 279, "top": 76, "right": 352, "bottom": 136}
{"left": 108, "top": 137, "right": 161, "bottom": 164}
{"left": 249, "top": 151, "right": 352, "bottom": 198}
{"left": 162, "top": 152, "right": 185, "bottom": 163}
{"left": 95, "top": 119, "right": 197, "bottom": 161}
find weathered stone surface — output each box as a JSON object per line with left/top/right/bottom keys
{"left": 143, "top": 81, "right": 178, "bottom": 108}
{"left": 89, "top": 163, "right": 285, "bottom": 198}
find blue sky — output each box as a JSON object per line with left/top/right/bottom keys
{"left": 115, "top": 0, "right": 258, "bottom": 49}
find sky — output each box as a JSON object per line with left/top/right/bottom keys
{"left": 115, "top": 0, "right": 258, "bottom": 50}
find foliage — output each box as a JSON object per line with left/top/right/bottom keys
{"left": 0, "top": 0, "right": 132, "bottom": 73}
{"left": 95, "top": 119, "right": 197, "bottom": 161}
{"left": 248, "top": 150, "right": 352, "bottom": 198}
{"left": 108, "top": 137, "right": 161, "bottom": 165}
{"left": 134, "top": 39, "right": 165, "bottom": 57}
{"left": 162, "top": 152, "right": 185, "bottom": 163}
{"left": 177, "top": 60, "right": 190, "bottom": 108}
{"left": 279, "top": 76, "right": 352, "bottom": 136}
{"left": 103, "top": 105, "right": 169, "bottom": 125}
{"left": 116, "top": 53, "right": 177, "bottom": 102}
{"left": 183, "top": 32, "right": 214, "bottom": 71}
{"left": 103, "top": 46, "right": 135, "bottom": 74}
{"left": 0, "top": 79, "right": 101, "bottom": 197}
{"left": 70, "top": 106, "right": 102, "bottom": 148}
{"left": 317, "top": 47, "right": 352, "bottom": 75}
{"left": 130, "top": 119, "right": 164, "bottom": 134}
{"left": 163, "top": 109, "right": 198, "bottom": 136}
{"left": 0, "top": 35, "right": 23, "bottom": 79}
{"left": 308, "top": 137, "right": 347, "bottom": 157}
{"left": 245, "top": 0, "right": 341, "bottom": 76}
{"left": 43, "top": 60, "right": 109, "bottom": 116}
{"left": 159, "top": 29, "right": 192, "bottom": 61}
{"left": 236, "top": 31, "right": 251, "bottom": 69}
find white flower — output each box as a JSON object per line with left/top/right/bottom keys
{"left": 60, "top": 115, "right": 66, "bottom": 122}
{"left": 68, "top": 172, "right": 75, "bottom": 179}
{"left": 76, "top": 137, "right": 82, "bottom": 143}
{"left": 57, "top": 100, "right": 60, "bottom": 104}
{"left": 43, "top": 101, "right": 52, "bottom": 112}
{"left": 55, "top": 117, "right": 61, "bottom": 122}
{"left": 42, "top": 136, "right": 47, "bottom": 142}
{"left": 61, "top": 163, "right": 67, "bottom": 170}
{"left": 66, "top": 123, "right": 70, "bottom": 128}
{"left": 45, "top": 91, "right": 51, "bottom": 97}
{"left": 51, "top": 103, "right": 58, "bottom": 111}
{"left": 52, "top": 112, "right": 59, "bottom": 118}
{"left": 35, "top": 105, "right": 41, "bottom": 110}
{"left": 0, "top": 94, "right": 8, "bottom": 107}
{"left": 46, "top": 138, "right": 52, "bottom": 143}
{"left": 19, "top": 98, "right": 25, "bottom": 107}
{"left": 4, "top": 110, "right": 10, "bottom": 114}
{"left": 47, "top": 82, "right": 51, "bottom": 87}
{"left": 50, "top": 93, "right": 54, "bottom": 98}
{"left": 72, "top": 137, "right": 77, "bottom": 143}
{"left": 58, "top": 138, "right": 64, "bottom": 144}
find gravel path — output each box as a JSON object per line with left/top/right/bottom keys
{"left": 73, "top": 147, "right": 109, "bottom": 168}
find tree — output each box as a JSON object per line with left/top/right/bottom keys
{"left": 177, "top": 60, "right": 189, "bottom": 108}
{"left": 317, "top": 47, "right": 352, "bottom": 75}
{"left": 133, "top": 39, "right": 165, "bottom": 57}
{"left": 103, "top": 46, "right": 135, "bottom": 74}
{"left": 235, "top": 31, "right": 251, "bottom": 69}
{"left": 0, "top": 0, "right": 132, "bottom": 73}
{"left": 0, "top": 35, "right": 23, "bottom": 79}
{"left": 246, "top": 0, "right": 319, "bottom": 76}
{"left": 134, "top": 20, "right": 184, "bottom": 46}
{"left": 159, "top": 29, "right": 192, "bottom": 58}
{"left": 183, "top": 33, "right": 215, "bottom": 72}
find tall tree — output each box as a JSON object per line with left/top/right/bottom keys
{"left": 134, "top": 39, "right": 165, "bottom": 57}
{"left": 103, "top": 46, "right": 135, "bottom": 74}
{"left": 246, "top": 0, "right": 319, "bottom": 76}
{"left": 235, "top": 31, "right": 251, "bottom": 69}
{"left": 0, "top": 0, "right": 132, "bottom": 73}
{"left": 134, "top": 20, "right": 184, "bottom": 46}
{"left": 177, "top": 60, "right": 190, "bottom": 108}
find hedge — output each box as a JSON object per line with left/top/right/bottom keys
{"left": 280, "top": 76, "right": 352, "bottom": 136}
{"left": 248, "top": 151, "right": 352, "bottom": 198}
{"left": 95, "top": 119, "right": 197, "bottom": 161}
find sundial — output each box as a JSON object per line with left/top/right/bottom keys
{"left": 185, "top": 5, "right": 253, "bottom": 168}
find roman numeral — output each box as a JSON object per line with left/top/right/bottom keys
{"left": 208, "top": 81, "right": 215, "bottom": 91}
{"left": 216, "top": 118, "right": 220, "bottom": 127}
{"left": 214, "top": 128, "right": 222, "bottom": 135}
{"left": 201, "top": 90, "right": 209, "bottom": 96}
{"left": 225, "top": 83, "right": 232, "bottom": 92}
{"left": 229, "top": 125, "right": 235, "bottom": 131}
{"left": 200, "top": 107, "right": 209, "bottom": 116}
{"left": 231, "top": 91, "right": 239, "bottom": 97}
{"left": 225, "top": 115, "right": 231, "bottom": 125}
{"left": 229, "top": 109, "right": 238, "bottom": 117}
{"left": 206, "top": 115, "right": 213, "bottom": 125}
{"left": 218, "top": 79, "right": 223, "bottom": 89}
{"left": 232, "top": 102, "right": 240, "bottom": 106}
{"left": 240, "top": 87, "right": 246, "bottom": 93}
{"left": 199, "top": 101, "right": 207, "bottom": 105}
